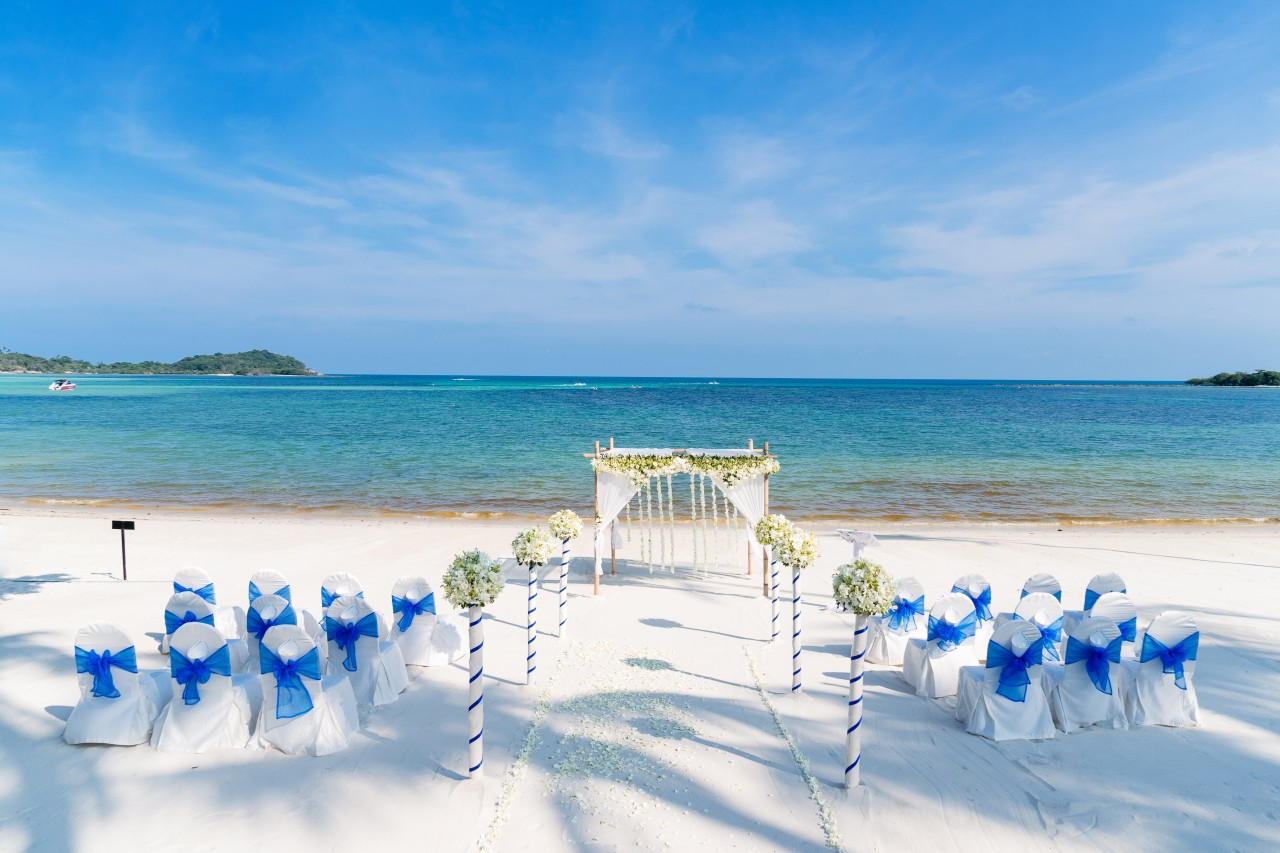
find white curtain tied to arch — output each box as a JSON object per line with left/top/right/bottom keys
{"left": 593, "top": 469, "right": 642, "bottom": 577}
{"left": 687, "top": 449, "right": 768, "bottom": 559}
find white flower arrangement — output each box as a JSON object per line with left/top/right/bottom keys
{"left": 442, "top": 549, "right": 505, "bottom": 608}
{"left": 513, "top": 526, "right": 556, "bottom": 568}
{"left": 547, "top": 509, "right": 584, "bottom": 541}
{"left": 686, "top": 453, "right": 780, "bottom": 486}
{"left": 831, "top": 559, "right": 895, "bottom": 616}
{"left": 754, "top": 513, "right": 793, "bottom": 548}
{"left": 774, "top": 527, "right": 819, "bottom": 570}
{"left": 591, "top": 450, "right": 780, "bottom": 489}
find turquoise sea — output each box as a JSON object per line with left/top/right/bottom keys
{"left": 1, "top": 374, "right": 1278, "bottom": 523}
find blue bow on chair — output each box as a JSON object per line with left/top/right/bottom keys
{"left": 927, "top": 611, "right": 978, "bottom": 652}
{"left": 249, "top": 581, "right": 291, "bottom": 603}
{"left": 986, "top": 638, "right": 1044, "bottom": 702}
{"left": 952, "top": 584, "right": 992, "bottom": 622}
{"left": 164, "top": 609, "right": 215, "bottom": 636}
{"left": 1065, "top": 635, "right": 1123, "bottom": 694}
{"left": 1140, "top": 632, "right": 1199, "bottom": 690}
{"left": 392, "top": 592, "right": 436, "bottom": 632}
{"left": 170, "top": 645, "right": 232, "bottom": 705}
{"left": 260, "top": 644, "right": 322, "bottom": 719}
{"left": 247, "top": 603, "right": 298, "bottom": 641}
{"left": 1083, "top": 587, "right": 1126, "bottom": 612}
{"left": 74, "top": 646, "right": 138, "bottom": 699}
{"left": 1115, "top": 617, "right": 1137, "bottom": 643}
{"left": 1013, "top": 613, "right": 1064, "bottom": 661}
{"left": 174, "top": 581, "right": 216, "bottom": 603}
{"left": 321, "top": 588, "right": 365, "bottom": 609}
{"left": 324, "top": 613, "right": 379, "bottom": 672}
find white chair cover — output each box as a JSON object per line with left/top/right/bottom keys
{"left": 1021, "top": 572, "right": 1062, "bottom": 601}
{"left": 64, "top": 623, "right": 169, "bottom": 746}
{"left": 955, "top": 620, "right": 1055, "bottom": 741}
{"left": 248, "top": 570, "right": 291, "bottom": 603}
{"left": 151, "top": 623, "right": 262, "bottom": 752}
{"left": 323, "top": 596, "right": 409, "bottom": 707}
{"left": 390, "top": 576, "right": 464, "bottom": 667}
{"left": 172, "top": 566, "right": 245, "bottom": 640}
{"left": 1063, "top": 572, "right": 1128, "bottom": 635}
{"left": 246, "top": 594, "right": 299, "bottom": 674}
{"left": 865, "top": 576, "right": 925, "bottom": 666}
{"left": 254, "top": 625, "right": 359, "bottom": 756}
{"left": 1125, "top": 611, "right": 1200, "bottom": 727}
{"left": 902, "top": 593, "right": 980, "bottom": 698}
{"left": 161, "top": 592, "right": 249, "bottom": 673}
{"left": 951, "top": 573, "right": 995, "bottom": 659}
{"left": 1042, "top": 617, "right": 1128, "bottom": 733}
{"left": 1089, "top": 592, "right": 1138, "bottom": 647}
{"left": 1012, "top": 592, "right": 1066, "bottom": 662}
{"left": 321, "top": 572, "right": 389, "bottom": 639}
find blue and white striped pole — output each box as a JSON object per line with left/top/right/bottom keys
{"left": 791, "top": 566, "right": 803, "bottom": 692}
{"left": 770, "top": 549, "right": 780, "bottom": 641}
{"left": 558, "top": 539, "right": 570, "bottom": 638}
{"left": 846, "top": 614, "right": 868, "bottom": 787}
{"left": 468, "top": 605, "right": 485, "bottom": 776}
{"left": 527, "top": 563, "right": 538, "bottom": 684}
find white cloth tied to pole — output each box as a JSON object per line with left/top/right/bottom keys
{"left": 838, "top": 529, "right": 880, "bottom": 559}
{"left": 709, "top": 472, "right": 767, "bottom": 558}
{"left": 594, "top": 470, "right": 641, "bottom": 577}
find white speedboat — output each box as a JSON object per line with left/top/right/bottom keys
{"left": 49, "top": 379, "right": 77, "bottom": 391}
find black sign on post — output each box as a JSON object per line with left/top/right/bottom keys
{"left": 111, "top": 520, "right": 136, "bottom": 580}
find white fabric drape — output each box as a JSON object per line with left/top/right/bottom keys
{"left": 710, "top": 473, "right": 767, "bottom": 558}
{"left": 594, "top": 470, "right": 641, "bottom": 576}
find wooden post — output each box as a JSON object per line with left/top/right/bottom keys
{"left": 611, "top": 547, "right": 616, "bottom": 575}
{"left": 761, "top": 472, "right": 771, "bottom": 596}
{"left": 593, "top": 441, "right": 601, "bottom": 596}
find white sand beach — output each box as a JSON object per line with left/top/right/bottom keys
{"left": 2, "top": 507, "right": 1278, "bottom": 852}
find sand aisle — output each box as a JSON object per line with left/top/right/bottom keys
{"left": 1, "top": 510, "right": 1279, "bottom": 852}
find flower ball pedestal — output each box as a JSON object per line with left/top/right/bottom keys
{"left": 832, "top": 559, "right": 895, "bottom": 788}
{"left": 513, "top": 526, "right": 556, "bottom": 685}
{"left": 547, "top": 510, "right": 584, "bottom": 639}
{"left": 774, "top": 525, "right": 819, "bottom": 694}
{"left": 442, "top": 549, "right": 505, "bottom": 778}
{"left": 754, "top": 514, "right": 792, "bottom": 643}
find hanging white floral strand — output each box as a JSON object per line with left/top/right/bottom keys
{"left": 646, "top": 477, "right": 655, "bottom": 574}
{"left": 625, "top": 495, "right": 632, "bottom": 543}
{"left": 710, "top": 483, "right": 720, "bottom": 570}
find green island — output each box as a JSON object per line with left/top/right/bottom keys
{"left": 0, "top": 348, "right": 319, "bottom": 376}
{"left": 1186, "top": 370, "right": 1280, "bottom": 387}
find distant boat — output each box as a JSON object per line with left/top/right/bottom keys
{"left": 49, "top": 379, "right": 76, "bottom": 391}
{"left": 708, "top": 381, "right": 720, "bottom": 385}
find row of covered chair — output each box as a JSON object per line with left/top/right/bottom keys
{"left": 866, "top": 571, "right": 1200, "bottom": 739}
{"left": 64, "top": 568, "right": 464, "bottom": 756}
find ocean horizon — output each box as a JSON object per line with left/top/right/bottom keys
{"left": 2, "top": 373, "right": 1278, "bottom": 524}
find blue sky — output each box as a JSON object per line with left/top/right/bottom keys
{"left": 1, "top": 2, "right": 1278, "bottom": 378}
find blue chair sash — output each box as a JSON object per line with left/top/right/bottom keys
{"left": 1013, "top": 613, "right": 1064, "bottom": 660}
{"left": 392, "top": 592, "right": 436, "bottom": 632}
{"left": 951, "top": 584, "right": 992, "bottom": 622}
{"left": 164, "top": 609, "right": 215, "bottom": 637}
{"left": 1083, "top": 587, "right": 1126, "bottom": 612}
{"left": 260, "top": 644, "right": 322, "bottom": 719}
{"left": 74, "top": 646, "right": 138, "bottom": 699}
{"left": 1116, "top": 616, "right": 1137, "bottom": 643}
{"left": 1021, "top": 587, "right": 1062, "bottom": 602}
{"left": 249, "top": 581, "right": 291, "bottom": 603}
{"left": 927, "top": 611, "right": 978, "bottom": 652}
{"left": 247, "top": 603, "right": 298, "bottom": 641}
{"left": 1065, "top": 635, "right": 1123, "bottom": 695}
{"left": 986, "top": 639, "right": 1044, "bottom": 702}
{"left": 324, "top": 612, "right": 379, "bottom": 672}
{"left": 1140, "top": 631, "right": 1199, "bottom": 690}
{"left": 321, "top": 588, "right": 365, "bottom": 609}
{"left": 170, "top": 644, "right": 232, "bottom": 705}
{"left": 174, "top": 581, "right": 216, "bottom": 604}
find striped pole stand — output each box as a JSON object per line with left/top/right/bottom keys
{"left": 791, "top": 567, "right": 803, "bottom": 693}
{"left": 527, "top": 563, "right": 538, "bottom": 684}
{"left": 770, "top": 553, "right": 780, "bottom": 641}
{"left": 845, "top": 614, "right": 868, "bottom": 788}
{"left": 467, "top": 605, "right": 485, "bottom": 777}
{"left": 558, "top": 539, "right": 571, "bottom": 638}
